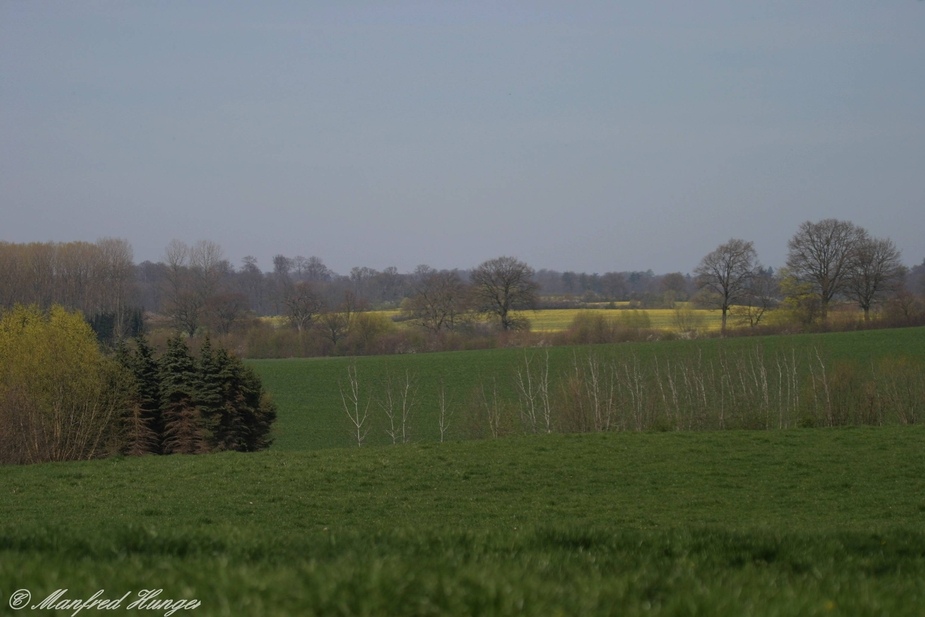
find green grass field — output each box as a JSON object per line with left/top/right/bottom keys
{"left": 254, "top": 327, "right": 925, "bottom": 451}
{"left": 2, "top": 328, "right": 925, "bottom": 615}
{"left": 2, "top": 427, "right": 925, "bottom": 616}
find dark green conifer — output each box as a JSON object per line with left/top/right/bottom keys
{"left": 217, "top": 348, "right": 277, "bottom": 451}
{"left": 115, "top": 337, "right": 161, "bottom": 455}
{"left": 160, "top": 335, "right": 208, "bottom": 454}
{"left": 195, "top": 337, "right": 229, "bottom": 451}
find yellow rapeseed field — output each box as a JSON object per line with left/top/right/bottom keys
{"left": 512, "top": 307, "right": 723, "bottom": 332}
{"left": 369, "top": 306, "right": 724, "bottom": 333}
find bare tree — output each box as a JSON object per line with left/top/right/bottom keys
{"left": 318, "top": 291, "right": 360, "bottom": 349}
{"left": 303, "top": 256, "right": 332, "bottom": 282}
{"left": 271, "top": 254, "right": 294, "bottom": 314}
{"left": 285, "top": 281, "right": 323, "bottom": 332}
{"left": 204, "top": 291, "right": 249, "bottom": 335}
{"left": 436, "top": 378, "right": 453, "bottom": 442}
{"left": 785, "top": 219, "right": 867, "bottom": 323}
{"left": 95, "top": 237, "right": 137, "bottom": 338}
{"left": 163, "top": 240, "right": 201, "bottom": 336}
{"left": 403, "top": 266, "right": 471, "bottom": 333}
{"left": 190, "top": 239, "right": 225, "bottom": 299}
{"left": 731, "top": 266, "right": 779, "bottom": 328}
{"left": 514, "top": 350, "right": 553, "bottom": 434}
{"left": 340, "top": 364, "right": 370, "bottom": 447}
{"left": 162, "top": 239, "right": 229, "bottom": 336}
{"left": 694, "top": 238, "right": 759, "bottom": 334}
{"left": 470, "top": 256, "right": 539, "bottom": 331}
{"left": 847, "top": 236, "right": 906, "bottom": 322}
{"left": 378, "top": 370, "right": 417, "bottom": 444}
{"left": 660, "top": 272, "right": 691, "bottom": 306}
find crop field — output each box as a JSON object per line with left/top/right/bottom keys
{"left": 2, "top": 427, "right": 925, "bottom": 616}
{"left": 374, "top": 306, "right": 724, "bottom": 333}
{"left": 2, "top": 327, "right": 924, "bottom": 616}
{"left": 513, "top": 307, "right": 724, "bottom": 332}
{"left": 253, "top": 327, "right": 925, "bottom": 451}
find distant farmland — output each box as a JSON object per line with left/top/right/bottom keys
{"left": 378, "top": 305, "right": 725, "bottom": 332}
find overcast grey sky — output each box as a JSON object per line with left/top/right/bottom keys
{"left": 2, "top": 2, "right": 923, "bottom": 275}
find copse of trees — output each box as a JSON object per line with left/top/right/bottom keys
{"left": 783, "top": 219, "right": 907, "bottom": 325}
{"left": 0, "top": 303, "right": 276, "bottom": 465}
{"left": 118, "top": 334, "right": 277, "bottom": 455}
{"left": 691, "top": 219, "right": 914, "bottom": 332}
{"left": 0, "top": 239, "right": 142, "bottom": 343}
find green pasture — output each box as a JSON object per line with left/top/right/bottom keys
{"left": 253, "top": 326, "right": 925, "bottom": 451}
{"left": 3, "top": 327, "right": 925, "bottom": 615}
{"left": 2, "top": 427, "right": 925, "bottom": 616}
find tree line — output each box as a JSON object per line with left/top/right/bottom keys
{"left": 694, "top": 219, "right": 912, "bottom": 333}
{"left": 1, "top": 219, "right": 923, "bottom": 356}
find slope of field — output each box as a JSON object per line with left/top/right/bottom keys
{"left": 253, "top": 327, "right": 925, "bottom": 451}
{"left": 2, "top": 428, "right": 924, "bottom": 616}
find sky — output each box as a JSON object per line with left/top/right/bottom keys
{"left": 2, "top": 1, "right": 924, "bottom": 276}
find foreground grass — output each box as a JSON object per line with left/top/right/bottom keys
{"left": 2, "top": 427, "right": 924, "bottom": 615}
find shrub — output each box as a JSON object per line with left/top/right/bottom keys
{"left": 0, "top": 305, "right": 132, "bottom": 464}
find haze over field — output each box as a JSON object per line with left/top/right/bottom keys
{"left": 2, "top": 2, "right": 924, "bottom": 274}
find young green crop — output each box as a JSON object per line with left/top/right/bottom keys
{"left": 253, "top": 326, "right": 925, "bottom": 451}
{"left": 2, "top": 427, "right": 924, "bottom": 616}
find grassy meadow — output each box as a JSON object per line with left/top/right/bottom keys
{"left": 255, "top": 326, "right": 925, "bottom": 451}
{"left": 2, "top": 327, "right": 925, "bottom": 615}
{"left": 2, "top": 427, "right": 925, "bottom": 616}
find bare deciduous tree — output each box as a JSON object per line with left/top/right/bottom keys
{"left": 514, "top": 350, "right": 553, "bottom": 434}
{"left": 378, "top": 370, "right": 417, "bottom": 444}
{"left": 785, "top": 219, "right": 866, "bottom": 322}
{"left": 436, "top": 378, "right": 453, "bottom": 442}
{"left": 318, "top": 291, "right": 361, "bottom": 349}
{"left": 847, "top": 236, "right": 906, "bottom": 322}
{"left": 286, "top": 281, "right": 323, "bottom": 332}
{"left": 163, "top": 240, "right": 201, "bottom": 336}
{"left": 340, "top": 364, "right": 370, "bottom": 447}
{"left": 694, "top": 238, "right": 759, "bottom": 334}
{"left": 470, "top": 256, "right": 539, "bottom": 331}
{"left": 403, "top": 266, "right": 471, "bottom": 333}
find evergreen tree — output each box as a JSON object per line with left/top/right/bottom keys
{"left": 114, "top": 339, "right": 159, "bottom": 456}
{"left": 195, "top": 337, "right": 230, "bottom": 451}
{"left": 159, "top": 335, "right": 208, "bottom": 454}
{"left": 113, "top": 334, "right": 275, "bottom": 456}
{"left": 132, "top": 335, "right": 165, "bottom": 452}
{"left": 217, "top": 348, "right": 277, "bottom": 451}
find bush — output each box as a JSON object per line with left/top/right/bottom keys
{"left": 0, "top": 305, "right": 132, "bottom": 464}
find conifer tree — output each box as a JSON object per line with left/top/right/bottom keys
{"left": 196, "top": 337, "right": 232, "bottom": 450}
{"left": 160, "top": 335, "right": 208, "bottom": 454}
{"left": 217, "top": 348, "right": 277, "bottom": 451}
{"left": 132, "top": 335, "right": 165, "bottom": 450}
{"left": 115, "top": 339, "right": 159, "bottom": 456}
